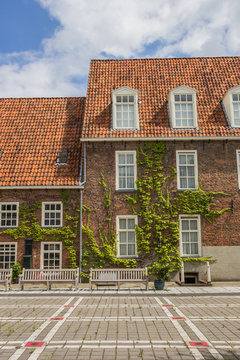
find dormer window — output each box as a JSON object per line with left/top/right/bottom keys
{"left": 223, "top": 86, "right": 240, "bottom": 127}
{"left": 168, "top": 86, "right": 198, "bottom": 129}
{"left": 56, "top": 150, "right": 68, "bottom": 165}
{"left": 112, "top": 87, "right": 139, "bottom": 130}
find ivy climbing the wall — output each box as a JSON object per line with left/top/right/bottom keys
{"left": 0, "top": 191, "right": 79, "bottom": 268}
{"left": 126, "top": 142, "right": 232, "bottom": 271}
{"left": 81, "top": 173, "right": 136, "bottom": 276}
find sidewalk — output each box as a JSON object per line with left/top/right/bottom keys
{"left": 1, "top": 281, "right": 240, "bottom": 296}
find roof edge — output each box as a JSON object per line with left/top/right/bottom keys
{"left": 81, "top": 136, "right": 240, "bottom": 142}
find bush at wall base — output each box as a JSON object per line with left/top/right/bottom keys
{"left": 154, "top": 280, "right": 165, "bottom": 290}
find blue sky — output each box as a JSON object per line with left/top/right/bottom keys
{"left": 0, "top": 0, "right": 239, "bottom": 97}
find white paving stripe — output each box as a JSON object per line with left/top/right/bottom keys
{"left": 162, "top": 297, "right": 224, "bottom": 360}
{"left": 154, "top": 297, "right": 205, "bottom": 360}
{"left": 8, "top": 296, "right": 76, "bottom": 360}
{"left": 27, "top": 297, "right": 83, "bottom": 360}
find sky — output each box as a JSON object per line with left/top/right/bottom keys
{"left": 0, "top": 0, "right": 239, "bottom": 98}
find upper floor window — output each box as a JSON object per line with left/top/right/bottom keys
{"left": 223, "top": 86, "right": 240, "bottom": 127}
{"left": 0, "top": 202, "right": 19, "bottom": 228}
{"left": 116, "top": 151, "right": 136, "bottom": 190}
{"left": 112, "top": 87, "right": 139, "bottom": 130}
{"left": 42, "top": 202, "right": 62, "bottom": 228}
{"left": 179, "top": 215, "right": 201, "bottom": 257}
{"left": 41, "top": 242, "right": 62, "bottom": 269}
{"left": 168, "top": 86, "right": 198, "bottom": 129}
{"left": 176, "top": 151, "right": 198, "bottom": 190}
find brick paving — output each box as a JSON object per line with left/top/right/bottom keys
{"left": 0, "top": 295, "right": 240, "bottom": 359}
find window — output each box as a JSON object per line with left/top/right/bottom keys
{"left": 176, "top": 151, "right": 198, "bottom": 190}
{"left": 117, "top": 216, "right": 137, "bottom": 257}
{"left": 0, "top": 243, "right": 17, "bottom": 269}
{"left": 0, "top": 203, "right": 19, "bottom": 228}
{"left": 180, "top": 216, "right": 201, "bottom": 256}
{"left": 112, "top": 87, "right": 139, "bottom": 130}
{"left": 56, "top": 150, "right": 68, "bottom": 165}
{"left": 42, "top": 202, "right": 62, "bottom": 227}
{"left": 232, "top": 94, "right": 240, "bottom": 126}
{"left": 223, "top": 86, "right": 240, "bottom": 127}
{"left": 116, "top": 151, "right": 136, "bottom": 190}
{"left": 168, "top": 86, "right": 198, "bottom": 129}
{"left": 41, "top": 242, "right": 62, "bottom": 269}
{"left": 236, "top": 150, "right": 240, "bottom": 187}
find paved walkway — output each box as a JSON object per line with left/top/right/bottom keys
{"left": 1, "top": 294, "right": 240, "bottom": 359}
{"left": 2, "top": 282, "right": 240, "bottom": 296}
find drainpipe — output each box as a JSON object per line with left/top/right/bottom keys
{"left": 79, "top": 142, "right": 86, "bottom": 282}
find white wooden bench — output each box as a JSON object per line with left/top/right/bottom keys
{"left": 19, "top": 268, "right": 79, "bottom": 291}
{"left": 0, "top": 269, "right": 12, "bottom": 291}
{"left": 89, "top": 268, "right": 148, "bottom": 290}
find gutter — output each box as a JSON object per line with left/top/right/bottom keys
{"left": 81, "top": 136, "right": 240, "bottom": 142}
{"left": 78, "top": 143, "right": 86, "bottom": 282}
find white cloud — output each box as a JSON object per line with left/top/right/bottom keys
{"left": 0, "top": 0, "right": 239, "bottom": 97}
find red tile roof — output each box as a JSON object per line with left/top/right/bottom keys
{"left": 0, "top": 97, "right": 85, "bottom": 186}
{"left": 83, "top": 57, "right": 240, "bottom": 139}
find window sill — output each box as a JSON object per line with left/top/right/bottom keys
{"left": 177, "top": 188, "right": 199, "bottom": 192}
{"left": 116, "top": 189, "right": 137, "bottom": 193}
{"left": 0, "top": 227, "right": 18, "bottom": 230}
{"left": 117, "top": 256, "right": 138, "bottom": 259}
{"left": 41, "top": 226, "right": 63, "bottom": 229}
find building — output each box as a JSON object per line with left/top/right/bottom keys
{"left": 1, "top": 57, "right": 240, "bottom": 281}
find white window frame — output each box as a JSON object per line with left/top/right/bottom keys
{"left": 116, "top": 215, "right": 138, "bottom": 258}
{"left": 179, "top": 215, "right": 201, "bottom": 257}
{"left": 176, "top": 150, "right": 198, "bottom": 190}
{"left": 41, "top": 242, "right": 62, "bottom": 269}
{"left": 223, "top": 86, "right": 240, "bottom": 128}
{"left": 0, "top": 242, "right": 17, "bottom": 269}
{"left": 236, "top": 150, "right": 240, "bottom": 188}
{"left": 41, "top": 202, "right": 63, "bottom": 228}
{"left": 0, "top": 202, "right": 19, "bottom": 228}
{"left": 115, "top": 151, "right": 137, "bottom": 191}
{"left": 168, "top": 86, "right": 198, "bottom": 129}
{"left": 112, "top": 87, "right": 139, "bottom": 130}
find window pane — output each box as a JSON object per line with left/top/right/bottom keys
{"left": 127, "top": 178, "right": 134, "bottom": 188}
{"left": 180, "top": 178, "right": 187, "bottom": 188}
{"left": 179, "top": 155, "right": 186, "bottom": 164}
{"left": 188, "top": 178, "right": 195, "bottom": 188}
{"left": 190, "top": 220, "right": 197, "bottom": 230}
{"left": 128, "top": 232, "right": 135, "bottom": 243}
{"left": 128, "top": 244, "right": 135, "bottom": 255}
{"left": 187, "top": 95, "right": 192, "bottom": 101}
{"left": 233, "top": 94, "right": 238, "bottom": 101}
{"left": 120, "top": 244, "right": 127, "bottom": 255}
{"left": 128, "top": 219, "right": 135, "bottom": 229}
{"left": 129, "top": 96, "right": 134, "bottom": 102}
{"left": 127, "top": 154, "right": 133, "bottom": 164}
{"left": 180, "top": 166, "right": 187, "bottom": 176}
{"left": 187, "top": 155, "right": 194, "bottom": 164}
{"left": 187, "top": 167, "right": 194, "bottom": 176}
{"left": 183, "top": 243, "right": 190, "bottom": 254}
{"left": 182, "top": 220, "right": 189, "bottom": 231}
{"left": 119, "top": 232, "right": 126, "bottom": 243}
{"left": 119, "top": 219, "right": 126, "bottom": 230}
{"left": 175, "top": 95, "right": 180, "bottom": 101}
{"left": 191, "top": 243, "right": 198, "bottom": 254}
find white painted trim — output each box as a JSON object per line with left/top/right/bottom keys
{"left": 236, "top": 150, "right": 240, "bottom": 188}
{"left": 223, "top": 86, "right": 240, "bottom": 128}
{"left": 168, "top": 86, "right": 198, "bottom": 129}
{"left": 116, "top": 215, "right": 138, "bottom": 258}
{"left": 0, "top": 202, "right": 19, "bottom": 228}
{"left": 41, "top": 202, "right": 63, "bottom": 228}
{"left": 179, "top": 215, "right": 201, "bottom": 257}
{"left": 176, "top": 150, "right": 198, "bottom": 190}
{"left": 81, "top": 136, "right": 240, "bottom": 142}
{"left": 115, "top": 151, "right": 137, "bottom": 190}
{"left": 0, "top": 242, "right": 17, "bottom": 268}
{"left": 0, "top": 186, "right": 83, "bottom": 189}
{"left": 112, "top": 87, "right": 139, "bottom": 130}
{"left": 40, "top": 241, "right": 62, "bottom": 269}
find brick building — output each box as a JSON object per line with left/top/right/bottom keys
{"left": 1, "top": 57, "right": 240, "bottom": 281}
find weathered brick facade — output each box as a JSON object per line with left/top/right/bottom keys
{"left": 0, "top": 189, "right": 80, "bottom": 269}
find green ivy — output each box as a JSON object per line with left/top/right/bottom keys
{"left": 127, "top": 141, "right": 231, "bottom": 271}
{"left": 82, "top": 173, "right": 136, "bottom": 277}
{"left": 1, "top": 196, "right": 79, "bottom": 268}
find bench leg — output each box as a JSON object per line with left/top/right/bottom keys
{"left": 75, "top": 279, "right": 78, "bottom": 291}
{"left": 146, "top": 281, "right": 149, "bottom": 291}
{"left": 118, "top": 282, "right": 120, "bottom": 291}
{"left": 19, "top": 282, "right": 24, "bottom": 291}
{"left": 47, "top": 282, "right": 50, "bottom": 291}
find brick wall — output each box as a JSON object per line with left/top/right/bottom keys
{"left": 83, "top": 140, "right": 239, "bottom": 252}
{"left": 0, "top": 189, "right": 80, "bottom": 268}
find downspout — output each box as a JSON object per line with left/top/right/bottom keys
{"left": 79, "top": 142, "right": 86, "bottom": 282}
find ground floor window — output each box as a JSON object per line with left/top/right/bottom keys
{"left": 0, "top": 243, "right": 17, "bottom": 269}
{"left": 179, "top": 215, "right": 201, "bottom": 256}
{"left": 116, "top": 215, "right": 137, "bottom": 257}
{"left": 41, "top": 242, "right": 62, "bottom": 269}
